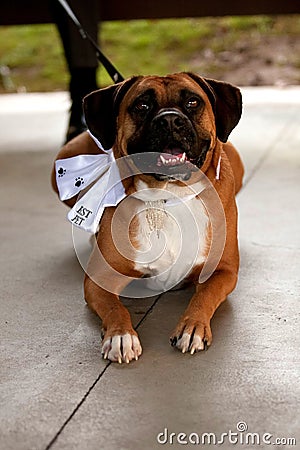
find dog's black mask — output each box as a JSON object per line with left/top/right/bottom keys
{"left": 83, "top": 73, "right": 242, "bottom": 181}
{"left": 126, "top": 89, "right": 212, "bottom": 181}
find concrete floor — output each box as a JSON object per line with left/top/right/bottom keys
{"left": 0, "top": 88, "right": 299, "bottom": 450}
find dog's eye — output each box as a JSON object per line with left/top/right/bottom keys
{"left": 185, "top": 97, "right": 200, "bottom": 109}
{"left": 134, "top": 101, "right": 151, "bottom": 113}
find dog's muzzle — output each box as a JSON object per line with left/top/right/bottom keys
{"left": 129, "top": 108, "right": 210, "bottom": 181}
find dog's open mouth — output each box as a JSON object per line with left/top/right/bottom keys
{"left": 128, "top": 147, "right": 199, "bottom": 181}
{"left": 128, "top": 137, "right": 211, "bottom": 181}
{"left": 156, "top": 149, "right": 187, "bottom": 167}
{"left": 152, "top": 147, "right": 198, "bottom": 180}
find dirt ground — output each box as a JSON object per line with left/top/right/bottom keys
{"left": 193, "top": 34, "right": 300, "bottom": 86}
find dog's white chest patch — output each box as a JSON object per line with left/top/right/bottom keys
{"left": 133, "top": 193, "right": 209, "bottom": 291}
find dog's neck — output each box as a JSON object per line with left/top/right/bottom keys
{"left": 130, "top": 177, "right": 206, "bottom": 206}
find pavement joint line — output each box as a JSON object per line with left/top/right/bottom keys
{"left": 241, "top": 110, "right": 297, "bottom": 190}
{"left": 44, "top": 292, "right": 163, "bottom": 449}
{"left": 134, "top": 293, "right": 164, "bottom": 331}
{"left": 44, "top": 363, "right": 111, "bottom": 450}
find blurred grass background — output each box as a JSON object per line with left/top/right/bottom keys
{"left": 0, "top": 15, "right": 299, "bottom": 93}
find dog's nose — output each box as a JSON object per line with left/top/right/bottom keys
{"left": 155, "top": 109, "right": 185, "bottom": 131}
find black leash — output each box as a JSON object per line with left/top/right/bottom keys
{"left": 57, "top": 0, "right": 124, "bottom": 84}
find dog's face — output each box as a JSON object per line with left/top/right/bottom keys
{"left": 84, "top": 73, "right": 242, "bottom": 181}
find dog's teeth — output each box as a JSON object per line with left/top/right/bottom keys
{"left": 160, "top": 155, "right": 166, "bottom": 165}
{"left": 160, "top": 153, "right": 186, "bottom": 166}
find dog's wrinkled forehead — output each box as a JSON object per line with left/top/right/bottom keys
{"left": 121, "top": 73, "right": 215, "bottom": 112}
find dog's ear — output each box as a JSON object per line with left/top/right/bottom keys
{"left": 83, "top": 76, "right": 141, "bottom": 149}
{"left": 186, "top": 73, "right": 242, "bottom": 142}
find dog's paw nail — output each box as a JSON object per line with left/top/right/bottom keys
{"left": 170, "top": 337, "right": 177, "bottom": 346}
{"left": 191, "top": 335, "right": 205, "bottom": 353}
{"left": 101, "top": 333, "right": 142, "bottom": 363}
{"left": 134, "top": 350, "right": 141, "bottom": 361}
{"left": 190, "top": 347, "right": 195, "bottom": 355}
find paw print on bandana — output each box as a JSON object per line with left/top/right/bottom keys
{"left": 75, "top": 177, "right": 84, "bottom": 188}
{"left": 57, "top": 167, "right": 66, "bottom": 177}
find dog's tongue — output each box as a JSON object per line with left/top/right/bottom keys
{"left": 164, "top": 147, "right": 182, "bottom": 156}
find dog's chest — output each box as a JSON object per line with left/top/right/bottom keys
{"left": 133, "top": 196, "right": 209, "bottom": 291}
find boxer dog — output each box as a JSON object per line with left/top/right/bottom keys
{"left": 52, "top": 72, "right": 244, "bottom": 363}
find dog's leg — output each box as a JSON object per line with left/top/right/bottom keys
{"left": 85, "top": 275, "right": 142, "bottom": 363}
{"left": 84, "top": 216, "right": 143, "bottom": 363}
{"left": 170, "top": 269, "right": 237, "bottom": 354}
{"left": 170, "top": 200, "right": 239, "bottom": 355}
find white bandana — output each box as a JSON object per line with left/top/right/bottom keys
{"left": 55, "top": 132, "right": 126, "bottom": 233}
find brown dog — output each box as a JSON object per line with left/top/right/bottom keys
{"left": 51, "top": 72, "right": 244, "bottom": 363}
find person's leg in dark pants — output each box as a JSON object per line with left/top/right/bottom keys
{"left": 51, "top": 0, "right": 100, "bottom": 141}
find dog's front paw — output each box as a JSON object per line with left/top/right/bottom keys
{"left": 101, "top": 332, "right": 142, "bottom": 364}
{"left": 170, "top": 318, "right": 212, "bottom": 355}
